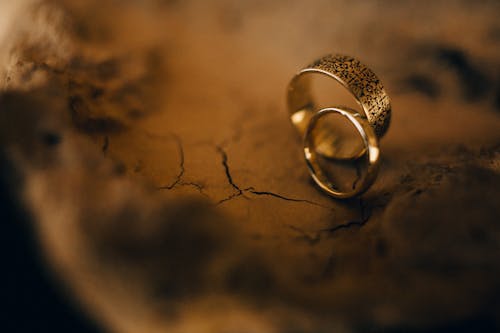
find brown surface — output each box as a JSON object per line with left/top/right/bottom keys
{"left": 1, "top": 1, "right": 500, "bottom": 332}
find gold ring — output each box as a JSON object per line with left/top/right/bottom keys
{"left": 287, "top": 54, "right": 392, "bottom": 198}
{"left": 304, "top": 107, "right": 380, "bottom": 198}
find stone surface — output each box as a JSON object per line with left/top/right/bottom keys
{"left": 1, "top": 1, "right": 500, "bottom": 332}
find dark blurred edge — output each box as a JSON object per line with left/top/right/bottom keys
{"left": 0, "top": 152, "right": 103, "bottom": 333}
{"left": 364, "top": 316, "right": 499, "bottom": 333}
{"left": 1, "top": 149, "right": 498, "bottom": 333}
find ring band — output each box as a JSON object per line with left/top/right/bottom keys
{"left": 287, "top": 54, "right": 392, "bottom": 198}
{"left": 287, "top": 54, "right": 391, "bottom": 140}
{"left": 304, "top": 107, "right": 380, "bottom": 198}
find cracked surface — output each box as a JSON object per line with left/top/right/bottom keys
{"left": 1, "top": 1, "right": 500, "bottom": 333}
{"left": 157, "top": 134, "right": 185, "bottom": 190}
{"left": 215, "top": 145, "right": 330, "bottom": 208}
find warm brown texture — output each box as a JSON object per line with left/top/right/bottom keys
{"left": 1, "top": 1, "right": 500, "bottom": 332}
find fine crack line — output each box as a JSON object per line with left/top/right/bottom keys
{"left": 215, "top": 146, "right": 334, "bottom": 210}
{"left": 216, "top": 145, "right": 245, "bottom": 205}
{"left": 217, "top": 191, "right": 245, "bottom": 205}
{"left": 178, "top": 181, "right": 208, "bottom": 197}
{"left": 158, "top": 134, "right": 185, "bottom": 190}
{"left": 216, "top": 145, "right": 242, "bottom": 192}
{"left": 323, "top": 220, "right": 365, "bottom": 233}
{"left": 321, "top": 199, "right": 371, "bottom": 234}
{"left": 245, "top": 188, "right": 332, "bottom": 209}
{"left": 179, "top": 181, "right": 203, "bottom": 191}
{"left": 321, "top": 199, "right": 372, "bottom": 277}
{"left": 156, "top": 137, "right": 207, "bottom": 194}
{"left": 286, "top": 200, "right": 371, "bottom": 246}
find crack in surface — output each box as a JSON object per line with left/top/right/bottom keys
{"left": 152, "top": 138, "right": 339, "bottom": 210}
{"left": 285, "top": 199, "right": 371, "bottom": 246}
{"left": 216, "top": 145, "right": 245, "bottom": 205}
{"left": 320, "top": 199, "right": 373, "bottom": 276}
{"left": 216, "top": 145, "right": 242, "bottom": 193}
{"left": 215, "top": 146, "right": 333, "bottom": 210}
{"left": 217, "top": 191, "right": 245, "bottom": 205}
{"left": 245, "top": 188, "right": 332, "bottom": 209}
{"left": 158, "top": 134, "right": 185, "bottom": 190}
{"left": 321, "top": 199, "right": 371, "bottom": 234}
{"left": 178, "top": 181, "right": 208, "bottom": 197}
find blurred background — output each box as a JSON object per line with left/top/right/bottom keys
{"left": 1, "top": 1, "right": 499, "bottom": 332}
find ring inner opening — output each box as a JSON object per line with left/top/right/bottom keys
{"left": 290, "top": 72, "right": 367, "bottom": 160}
{"left": 307, "top": 109, "right": 369, "bottom": 194}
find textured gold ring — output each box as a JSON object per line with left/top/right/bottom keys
{"left": 287, "top": 54, "right": 392, "bottom": 198}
